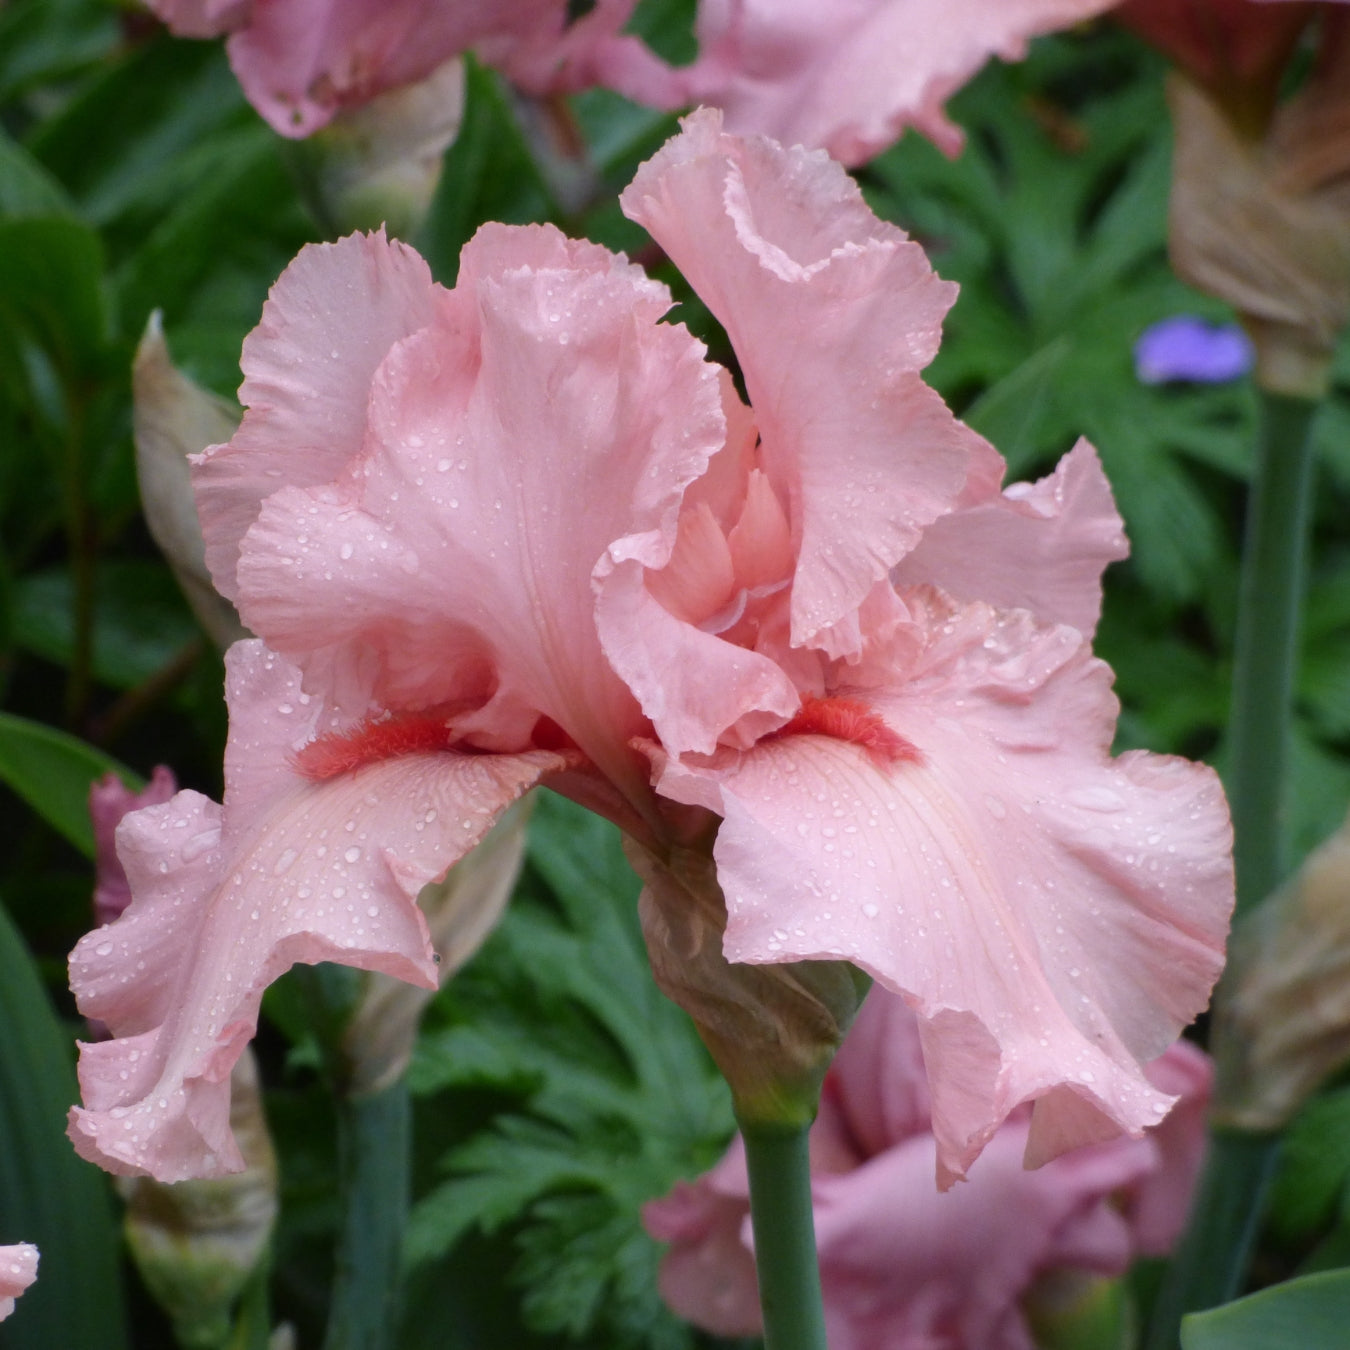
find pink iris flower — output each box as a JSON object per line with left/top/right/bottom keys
{"left": 68, "top": 110, "right": 1232, "bottom": 1185}
{"left": 677, "top": 0, "right": 1121, "bottom": 164}
{"left": 0, "top": 1244, "right": 38, "bottom": 1322}
{"left": 144, "top": 0, "right": 683, "bottom": 137}
{"left": 645, "top": 987, "right": 1212, "bottom": 1350}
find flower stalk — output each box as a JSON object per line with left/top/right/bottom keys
{"left": 324, "top": 1081, "right": 411, "bottom": 1350}
{"left": 1147, "top": 386, "right": 1320, "bottom": 1348}
{"left": 1227, "top": 389, "right": 1320, "bottom": 916}
{"left": 741, "top": 1121, "right": 828, "bottom": 1350}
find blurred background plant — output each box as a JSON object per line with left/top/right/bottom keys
{"left": 2, "top": 2, "right": 1350, "bottom": 1348}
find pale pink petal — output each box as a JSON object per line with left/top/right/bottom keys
{"left": 821, "top": 980, "right": 933, "bottom": 1157}
{"left": 91, "top": 766, "right": 178, "bottom": 927}
{"left": 0, "top": 1245, "right": 37, "bottom": 1322}
{"left": 810, "top": 1123, "right": 1146, "bottom": 1350}
{"left": 597, "top": 562, "right": 801, "bottom": 756}
{"left": 232, "top": 224, "right": 725, "bottom": 797}
{"left": 657, "top": 590, "right": 1232, "bottom": 1182}
{"left": 146, "top": 0, "right": 251, "bottom": 38}
{"left": 220, "top": 0, "right": 677, "bottom": 137}
{"left": 68, "top": 642, "right": 563, "bottom": 1181}
{"left": 193, "top": 230, "right": 439, "bottom": 602}
{"left": 1127, "top": 1039, "right": 1213, "bottom": 1253}
{"left": 225, "top": 0, "right": 527, "bottom": 137}
{"left": 643, "top": 1146, "right": 761, "bottom": 1338}
{"left": 892, "top": 439, "right": 1129, "bottom": 636}
{"left": 622, "top": 110, "right": 991, "bottom": 655}
{"left": 680, "top": 0, "right": 1119, "bottom": 165}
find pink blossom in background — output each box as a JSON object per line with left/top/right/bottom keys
{"left": 145, "top": 0, "right": 683, "bottom": 137}
{"left": 677, "top": 0, "right": 1120, "bottom": 164}
{"left": 0, "top": 1244, "right": 38, "bottom": 1322}
{"left": 90, "top": 768, "right": 179, "bottom": 928}
{"left": 70, "top": 110, "right": 1232, "bottom": 1186}
{"left": 645, "top": 989, "right": 1212, "bottom": 1350}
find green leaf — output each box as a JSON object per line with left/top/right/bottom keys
{"left": 0, "top": 712, "right": 139, "bottom": 857}
{"left": 0, "top": 899, "right": 126, "bottom": 1350}
{"left": 11, "top": 563, "right": 200, "bottom": 690}
{"left": 407, "top": 793, "right": 730, "bottom": 1348}
{"left": 415, "top": 59, "right": 558, "bottom": 285}
{"left": 1180, "top": 1270, "right": 1350, "bottom": 1350}
{"left": 0, "top": 127, "right": 74, "bottom": 219}
{"left": 0, "top": 216, "right": 108, "bottom": 378}
{"left": 1268, "top": 1088, "right": 1350, "bottom": 1250}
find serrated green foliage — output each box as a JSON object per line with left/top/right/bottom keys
{"left": 407, "top": 793, "right": 733, "bottom": 1348}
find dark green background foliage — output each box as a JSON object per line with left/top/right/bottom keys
{"left": 1, "top": 2, "right": 1348, "bottom": 1347}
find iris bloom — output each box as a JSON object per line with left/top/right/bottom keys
{"left": 145, "top": 0, "right": 682, "bottom": 137}
{"left": 69, "top": 111, "right": 1232, "bottom": 1186}
{"left": 677, "top": 0, "right": 1120, "bottom": 163}
{"left": 646, "top": 988, "right": 1211, "bottom": 1349}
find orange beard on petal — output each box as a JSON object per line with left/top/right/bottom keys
{"left": 292, "top": 713, "right": 462, "bottom": 780}
{"left": 772, "top": 695, "right": 923, "bottom": 769}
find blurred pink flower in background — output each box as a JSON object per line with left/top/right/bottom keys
{"left": 677, "top": 0, "right": 1119, "bottom": 163}
{"left": 145, "top": 0, "right": 682, "bottom": 137}
{"left": 0, "top": 1245, "right": 38, "bottom": 1322}
{"left": 148, "top": 0, "right": 1130, "bottom": 164}
{"left": 645, "top": 988, "right": 1212, "bottom": 1349}
{"left": 90, "top": 768, "right": 179, "bottom": 929}
{"left": 69, "top": 110, "right": 1231, "bottom": 1188}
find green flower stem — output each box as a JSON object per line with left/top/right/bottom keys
{"left": 1143, "top": 1130, "right": 1281, "bottom": 1350}
{"left": 1227, "top": 389, "right": 1319, "bottom": 917}
{"left": 741, "top": 1120, "right": 828, "bottom": 1350}
{"left": 1146, "top": 389, "right": 1320, "bottom": 1350}
{"left": 324, "top": 1080, "right": 411, "bottom": 1350}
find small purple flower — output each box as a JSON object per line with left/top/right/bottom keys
{"left": 1135, "top": 316, "right": 1253, "bottom": 385}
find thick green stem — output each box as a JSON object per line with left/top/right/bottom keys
{"left": 1146, "top": 389, "right": 1319, "bottom": 1350}
{"left": 324, "top": 1081, "right": 411, "bottom": 1350}
{"left": 1143, "top": 1131, "right": 1281, "bottom": 1350}
{"left": 1226, "top": 390, "right": 1318, "bottom": 917}
{"left": 741, "top": 1121, "right": 828, "bottom": 1350}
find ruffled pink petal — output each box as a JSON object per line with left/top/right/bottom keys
{"left": 892, "top": 439, "right": 1129, "bottom": 636}
{"left": 622, "top": 110, "right": 990, "bottom": 655}
{"left": 231, "top": 224, "right": 725, "bottom": 797}
{"left": 598, "top": 561, "right": 802, "bottom": 756}
{"left": 0, "top": 1245, "right": 37, "bottom": 1322}
{"left": 91, "top": 766, "right": 178, "bottom": 928}
{"left": 680, "top": 0, "right": 1119, "bottom": 165}
{"left": 194, "top": 230, "right": 440, "bottom": 601}
{"left": 657, "top": 589, "right": 1232, "bottom": 1182}
{"left": 69, "top": 642, "right": 562, "bottom": 1181}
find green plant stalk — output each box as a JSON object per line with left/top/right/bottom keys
{"left": 741, "top": 1121, "right": 828, "bottom": 1350}
{"left": 1226, "top": 390, "right": 1319, "bottom": 916}
{"left": 324, "top": 1081, "right": 411, "bottom": 1350}
{"left": 1145, "top": 389, "right": 1319, "bottom": 1350}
